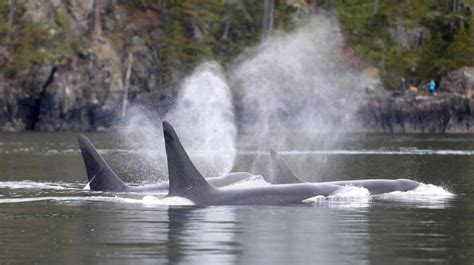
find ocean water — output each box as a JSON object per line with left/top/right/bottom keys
{"left": 0, "top": 132, "right": 472, "bottom": 264}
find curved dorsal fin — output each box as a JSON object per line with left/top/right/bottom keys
{"left": 268, "top": 149, "right": 304, "bottom": 184}
{"left": 77, "top": 134, "right": 128, "bottom": 192}
{"left": 163, "top": 121, "right": 214, "bottom": 199}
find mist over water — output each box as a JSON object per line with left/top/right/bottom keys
{"left": 120, "top": 106, "right": 166, "bottom": 180}
{"left": 231, "top": 15, "right": 377, "bottom": 147}
{"left": 121, "top": 62, "right": 236, "bottom": 179}
{"left": 229, "top": 16, "right": 379, "bottom": 177}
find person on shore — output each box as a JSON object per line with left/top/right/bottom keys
{"left": 409, "top": 86, "right": 418, "bottom": 94}
{"left": 399, "top": 77, "right": 407, "bottom": 94}
{"left": 428, "top": 79, "right": 437, "bottom": 96}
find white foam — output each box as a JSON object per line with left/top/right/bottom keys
{"left": 374, "top": 184, "right": 455, "bottom": 203}
{"left": 150, "top": 196, "right": 195, "bottom": 206}
{"left": 330, "top": 186, "right": 371, "bottom": 199}
{"left": 302, "top": 184, "right": 454, "bottom": 209}
{"left": 303, "top": 186, "right": 371, "bottom": 208}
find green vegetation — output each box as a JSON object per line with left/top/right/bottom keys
{"left": 143, "top": 0, "right": 303, "bottom": 85}
{"left": 0, "top": 1, "right": 85, "bottom": 81}
{"left": 329, "top": 0, "right": 474, "bottom": 89}
{"left": 0, "top": 0, "right": 472, "bottom": 90}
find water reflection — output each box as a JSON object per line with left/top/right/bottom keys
{"left": 167, "top": 207, "right": 239, "bottom": 264}
{"left": 233, "top": 206, "right": 369, "bottom": 264}
{"left": 365, "top": 202, "right": 474, "bottom": 264}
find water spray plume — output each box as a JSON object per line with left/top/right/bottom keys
{"left": 230, "top": 15, "right": 380, "bottom": 177}
{"left": 120, "top": 15, "right": 380, "bottom": 182}
{"left": 167, "top": 62, "right": 237, "bottom": 177}
{"left": 121, "top": 62, "right": 237, "bottom": 180}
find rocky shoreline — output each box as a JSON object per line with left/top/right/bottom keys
{"left": 357, "top": 93, "right": 474, "bottom": 133}
{"left": 1, "top": 66, "right": 473, "bottom": 133}
{"left": 356, "top": 67, "right": 474, "bottom": 133}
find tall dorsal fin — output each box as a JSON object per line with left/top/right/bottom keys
{"left": 268, "top": 149, "right": 304, "bottom": 184}
{"left": 163, "top": 121, "right": 214, "bottom": 199}
{"left": 77, "top": 134, "right": 128, "bottom": 192}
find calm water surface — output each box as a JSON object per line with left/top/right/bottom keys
{"left": 0, "top": 132, "right": 473, "bottom": 264}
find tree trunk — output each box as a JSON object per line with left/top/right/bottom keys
{"left": 452, "top": 0, "right": 461, "bottom": 12}
{"left": 93, "top": 0, "right": 102, "bottom": 42}
{"left": 8, "top": 0, "right": 16, "bottom": 39}
{"left": 121, "top": 50, "right": 133, "bottom": 119}
{"left": 373, "top": 0, "right": 380, "bottom": 13}
{"left": 8, "top": 0, "right": 16, "bottom": 26}
{"left": 221, "top": 11, "right": 233, "bottom": 41}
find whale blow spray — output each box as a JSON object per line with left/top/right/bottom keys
{"left": 121, "top": 62, "right": 237, "bottom": 180}
{"left": 230, "top": 15, "right": 379, "bottom": 179}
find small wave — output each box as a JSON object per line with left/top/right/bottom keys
{"left": 44, "top": 149, "right": 79, "bottom": 155}
{"left": 3, "top": 147, "right": 474, "bottom": 156}
{"left": 0, "top": 181, "right": 80, "bottom": 190}
{"left": 0, "top": 195, "right": 194, "bottom": 206}
{"left": 239, "top": 149, "right": 474, "bottom": 156}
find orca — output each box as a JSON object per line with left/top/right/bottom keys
{"left": 77, "top": 134, "right": 257, "bottom": 192}
{"left": 268, "top": 149, "right": 420, "bottom": 194}
{"left": 163, "top": 121, "right": 343, "bottom": 205}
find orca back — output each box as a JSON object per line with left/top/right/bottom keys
{"left": 163, "top": 122, "right": 215, "bottom": 201}
{"left": 77, "top": 134, "right": 128, "bottom": 192}
{"left": 269, "top": 149, "right": 304, "bottom": 184}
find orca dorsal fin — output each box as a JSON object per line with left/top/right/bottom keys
{"left": 77, "top": 134, "right": 128, "bottom": 192}
{"left": 163, "top": 121, "right": 214, "bottom": 199}
{"left": 268, "top": 149, "right": 304, "bottom": 184}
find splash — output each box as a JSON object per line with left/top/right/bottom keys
{"left": 302, "top": 183, "right": 454, "bottom": 209}
{"left": 121, "top": 62, "right": 236, "bottom": 179}
{"left": 303, "top": 186, "right": 372, "bottom": 208}
{"left": 230, "top": 15, "right": 379, "bottom": 175}
{"left": 374, "top": 183, "right": 455, "bottom": 205}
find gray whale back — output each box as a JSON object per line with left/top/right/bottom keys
{"left": 162, "top": 121, "right": 342, "bottom": 205}
{"left": 269, "top": 149, "right": 421, "bottom": 194}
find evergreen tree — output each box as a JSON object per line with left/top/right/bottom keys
{"left": 445, "top": 21, "right": 474, "bottom": 67}
{"left": 418, "top": 31, "right": 447, "bottom": 79}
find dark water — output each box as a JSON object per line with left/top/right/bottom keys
{"left": 0, "top": 132, "right": 473, "bottom": 264}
